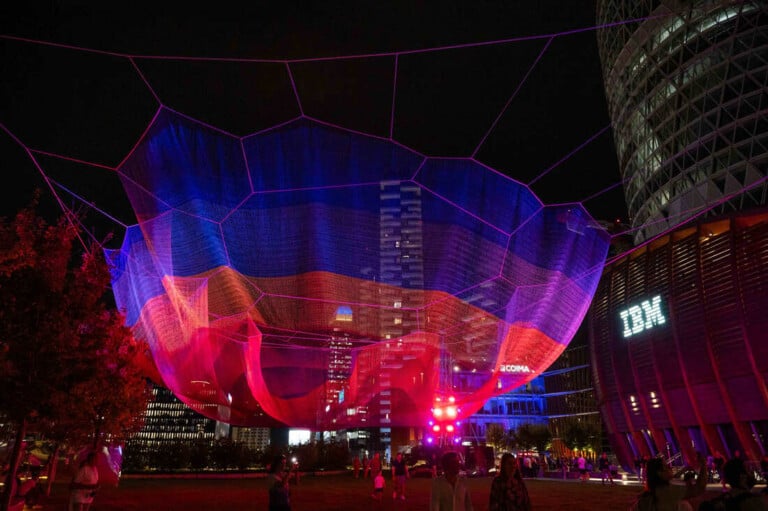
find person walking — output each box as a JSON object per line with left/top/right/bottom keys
{"left": 68, "top": 451, "right": 99, "bottom": 511}
{"left": 488, "top": 453, "right": 530, "bottom": 511}
{"left": 430, "top": 451, "right": 473, "bottom": 511}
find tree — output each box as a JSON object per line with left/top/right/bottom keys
{"left": 561, "top": 420, "right": 601, "bottom": 453}
{"left": 516, "top": 423, "right": 552, "bottom": 453}
{"left": 484, "top": 423, "right": 509, "bottom": 452}
{"left": 0, "top": 201, "right": 152, "bottom": 510}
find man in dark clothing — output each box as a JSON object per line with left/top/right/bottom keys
{"left": 391, "top": 452, "right": 409, "bottom": 500}
{"left": 599, "top": 453, "right": 614, "bottom": 486}
{"left": 698, "top": 457, "right": 766, "bottom": 511}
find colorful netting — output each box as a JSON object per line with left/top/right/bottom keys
{"left": 107, "top": 110, "right": 610, "bottom": 427}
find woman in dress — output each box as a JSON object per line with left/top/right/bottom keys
{"left": 489, "top": 453, "right": 531, "bottom": 511}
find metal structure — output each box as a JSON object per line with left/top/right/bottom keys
{"left": 593, "top": 0, "right": 768, "bottom": 470}
{"left": 596, "top": 0, "right": 768, "bottom": 244}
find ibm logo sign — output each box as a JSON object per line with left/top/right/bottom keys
{"left": 618, "top": 295, "right": 667, "bottom": 338}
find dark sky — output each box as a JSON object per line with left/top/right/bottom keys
{"left": 0, "top": 1, "right": 627, "bottom": 247}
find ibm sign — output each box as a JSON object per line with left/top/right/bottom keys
{"left": 618, "top": 295, "right": 667, "bottom": 338}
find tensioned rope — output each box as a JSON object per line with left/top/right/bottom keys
{"left": 2, "top": 7, "right": 733, "bottom": 272}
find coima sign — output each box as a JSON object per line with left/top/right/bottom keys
{"left": 618, "top": 295, "right": 666, "bottom": 338}
{"left": 499, "top": 364, "right": 532, "bottom": 373}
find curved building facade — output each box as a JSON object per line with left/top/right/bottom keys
{"left": 589, "top": 211, "right": 768, "bottom": 468}
{"left": 593, "top": 1, "right": 768, "bottom": 470}
{"left": 596, "top": 1, "right": 768, "bottom": 244}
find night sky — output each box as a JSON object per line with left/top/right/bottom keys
{"left": 1, "top": 1, "right": 627, "bottom": 248}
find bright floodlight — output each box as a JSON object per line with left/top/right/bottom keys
{"left": 108, "top": 109, "right": 609, "bottom": 427}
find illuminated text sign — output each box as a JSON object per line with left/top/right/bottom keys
{"left": 499, "top": 364, "right": 532, "bottom": 373}
{"left": 619, "top": 295, "right": 666, "bottom": 338}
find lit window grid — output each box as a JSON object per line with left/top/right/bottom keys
{"left": 597, "top": 1, "right": 768, "bottom": 244}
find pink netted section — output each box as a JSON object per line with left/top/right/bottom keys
{"left": 106, "top": 111, "right": 610, "bottom": 427}
{"left": 0, "top": 27, "right": 650, "bottom": 428}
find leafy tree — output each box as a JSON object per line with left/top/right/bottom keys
{"left": 190, "top": 440, "right": 210, "bottom": 470}
{"left": 515, "top": 423, "right": 552, "bottom": 453}
{"left": 484, "top": 423, "right": 509, "bottom": 451}
{"left": 0, "top": 201, "right": 152, "bottom": 510}
{"left": 561, "top": 420, "right": 601, "bottom": 452}
{"left": 322, "top": 440, "right": 350, "bottom": 470}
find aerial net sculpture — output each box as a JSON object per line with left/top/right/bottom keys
{"left": 1, "top": 24, "right": 637, "bottom": 428}
{"left": 107, "top": 109, "right": 609, "bottom": 427}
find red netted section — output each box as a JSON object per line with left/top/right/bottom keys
{"left": 107, "top": 112, "right": 610, "bottom": 427}
{"left": 0, "top": 28, "right": 633, "bottom": 428}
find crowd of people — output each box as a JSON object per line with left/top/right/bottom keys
{"left": 265, "top": 447, "right": 768, "bottom": 511}
{"left": 268, "top": 449, "right": 535, "bottom": 511}
{"left": 630, "top": 451, "right": 768, "bottom": 511}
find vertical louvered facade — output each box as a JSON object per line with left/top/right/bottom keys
{"left": 590, "top": 212, "right": 768, "bottom": 469}
{"left": 593, "top": 0, "right": 768, "bottom": 470}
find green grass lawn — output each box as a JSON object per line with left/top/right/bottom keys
{"left": 32, "top": 472, "right": 717, "bottom": 511}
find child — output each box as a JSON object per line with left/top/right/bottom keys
{"left": 371, "top": 471, "right": 385, "bottom": 501}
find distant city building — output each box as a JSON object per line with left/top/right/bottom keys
{"left": 593, "top": 0, "right": 768, "bottom": 470}
{"left": 540, "top": 328, "right": 604, "bottom": 454}
{"left": 231, "top": 425, "right": 271, "bottom": 452}
{"left": 127, "top": 385, "right": 218, "bottom": 459}
{"left": 462, "top": 376, "right": 547, "bottom": 444}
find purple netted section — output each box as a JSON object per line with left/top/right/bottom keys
{"left": 107, "top": 109, "right": 609, "bottom": 427}
{"left": 1, "top": 21, "right": 656, "bottom": 427}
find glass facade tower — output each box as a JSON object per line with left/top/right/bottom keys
{"left": 596, "top": 1, "right": 767, "bottom": 244}
{"left": 592, "top": 1, "right": 768, "bottom": 471}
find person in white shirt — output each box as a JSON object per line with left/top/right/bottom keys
{"left": 577, "top": 454, "right": 588, "bottom": 482}
{"left": 430, "top": 451, "right": 474, "bottom": 511}
{"left": 69, "top": 451, "right": 99, "bottom": 511}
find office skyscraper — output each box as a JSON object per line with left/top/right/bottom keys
{"left": 591, "top": 1, "right": 768, "bottom": 469}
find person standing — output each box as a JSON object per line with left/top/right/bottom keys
{"left": 371, "top": 470, "right": 386, "bottom": 501}
{"left": 371, "top": 452, "right": 382, "bottom": 479}
{"left": 760, "top": 454, "right": 768, "bottom": 484}
{"left": 630, "top": 454, "right": 707, "bottom": 511}
{"left": 714, "top": 451, "right": 726, "bottom": 490}
{"left": 68, "top": 451, "right": 99, "bottom": 511}
{"left": 698, "top": 457, "right": 767, "bottom": 511}
{"left": 363, "top": 453, "right": 371, "bottom": 479}
{"left": 267, "top": 455, "right": 293, "bottom": 511}
{"left": 391, "top": 452, "right": 409, "bottom": 500}
{"left": 353, "top": 455, "right": 361, "bottom": 479}
{"left": 599, "top": 452, "right": 615, "bottom": 485}
{"left": 488, "top": 453, "right": 530, "bottom": 511}
{"left": 431, "top": 451, "right": 473, "bottom": 511}
{"left": 577, "top": 453, "right": 588, "bottom": 482}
